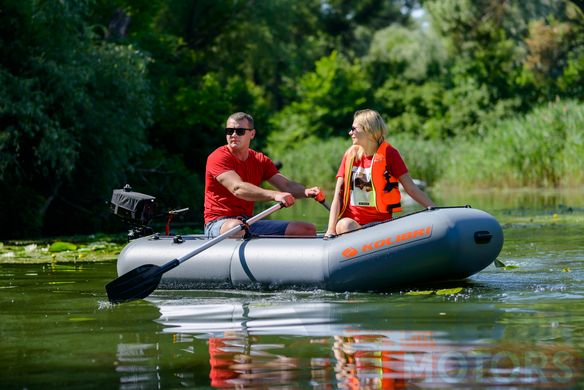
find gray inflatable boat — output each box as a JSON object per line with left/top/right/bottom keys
{"left": 115, "top": 206, "right": 503, "bottom": 292}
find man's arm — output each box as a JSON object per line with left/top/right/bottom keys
{"left": 268, "top": 173, "right": 320, "bottom": 199}
{"left": 217, "top": 170, "right": 295, "bottom": 206}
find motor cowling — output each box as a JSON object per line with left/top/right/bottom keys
{"left": 110, "top": 184, "right": 156, "bottom": 240}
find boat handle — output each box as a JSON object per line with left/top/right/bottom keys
{"left": 474, "top": 231, "right": 492, "bottom": 244}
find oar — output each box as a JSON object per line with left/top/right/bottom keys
{"left": 105, "top": 202, "right": 284, "bottom": 304}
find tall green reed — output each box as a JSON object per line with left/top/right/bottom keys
{"left": 440, "top": 100, "right": 584, "bottom": 188}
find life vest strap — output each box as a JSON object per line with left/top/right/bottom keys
{"left": 384, "top": 182, "right": 399, "bottom": 192}
{"left": 386, "top": 202, "right": 402, "bottom": 213}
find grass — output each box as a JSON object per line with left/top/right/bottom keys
{"left": 438, "top": 99, "right": 584, "bottom": 189}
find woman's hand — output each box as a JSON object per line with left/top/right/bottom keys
{"left": 323, "top": 229, "right": 337, "bottom": 240}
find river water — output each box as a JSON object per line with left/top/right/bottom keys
{"left": 1, "top": 190, "right": 582, "bottom": 388}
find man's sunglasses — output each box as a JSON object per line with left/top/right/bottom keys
{"left": 225, "top": 127, "right": 253, "bottom": 136}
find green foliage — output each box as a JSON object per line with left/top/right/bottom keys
{"left": 49, "top": 242, "right": 78, "bottom": 253}
{"left": 376, "top": 80, "right": 449, "bottom": 138}
{"left": 0, "top": 0, "right": 152, "bottom": 238}
{"left": 2, "top": 0, "right": 584, "bottom": 239}
{"left": 319, "top": 0, "right": 417, "bottom": 57}
{"left": 427, "top": 0, "right": 584, "bottom": 108}
{"left": 365, "top": 24, "right": 447, "bottom": 85}
{"left": 365, "top": 24, "right": 452, "bottom": 138}
{"left": 428, "top": 1, "right": 524, "bottom": 132}
{"left": 267, "top": 52, "right": 371, "bottom": 155}
{"left": 153, "top": 71, "right": 267, "bottom": 171}
{"left": 544, "top": 3, "right": 584, "bottom": 99}
{"left": 147, "top": 0, "right": 331, "bottom": 109}
{"left": 366, "top": 13, "right": 524, "bottom": 140}
{"left": 558, "top": 54, "right": 584, "bottom": 97}
{"left": 439, "top": 100, "right": 584, "bottom": 188}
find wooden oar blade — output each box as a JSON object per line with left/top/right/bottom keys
{"left": 105, "top": 264, "right": 163, "bottom": 304}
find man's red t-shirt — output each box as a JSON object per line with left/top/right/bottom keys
{"left": 204, "top": 145, "right": 279, "bottom": 224}
{"left": 336, "top": 145, "right": 408, "bottom": 225}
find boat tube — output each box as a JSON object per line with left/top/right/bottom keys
{"left": 114, "top": 206, "right": 503, "bottom": 292}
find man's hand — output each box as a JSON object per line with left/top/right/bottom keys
{"left": 304, "top": 187, "right": 322, "bottom": 199}
{"left": 274, "top": 192, "right": 295, "bottom": 207}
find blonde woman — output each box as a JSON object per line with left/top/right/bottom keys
{"left": 324, "top": 109, "right": 436, "bottom": 238}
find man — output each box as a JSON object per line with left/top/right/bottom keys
{"left": 204, "top": 112, "right": 321, "bottom": 238}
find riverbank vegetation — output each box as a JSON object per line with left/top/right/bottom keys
{"left": 1, "top": 0, "right": 583, "bottom": 238}
{"left": 278, "top": 99, "right": 584, "bottom": 191}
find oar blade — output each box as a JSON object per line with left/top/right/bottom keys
{"left": 105, "top": 264, "right": 163, "bottom": 304}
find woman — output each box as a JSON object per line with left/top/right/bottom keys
{"left": 324, "top": 109, "right": 436, "bottom": 238}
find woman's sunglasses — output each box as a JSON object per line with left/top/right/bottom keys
{"left": 225, "top": 127, "right": 252, "bottom": 136}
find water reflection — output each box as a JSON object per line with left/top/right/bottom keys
{"left": 115, "top": 342, "right": 161, "bottom": 389}
{"left": 111, "top": 296, "right": 580, "bottom": 388}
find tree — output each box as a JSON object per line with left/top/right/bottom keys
{"left": 267, "top": 51, "right": 371, "bottom": 155}
{"left": 0, "top": 0, "right": 152, "bottom": 237}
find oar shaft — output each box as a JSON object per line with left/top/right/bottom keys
{"left": 246, "top": 202, "right": 284, "bottom": 224}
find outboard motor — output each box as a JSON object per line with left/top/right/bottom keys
{"left": 110, "top": 184, "right": 189, "bottom": 241}
{"left": 110, "top": 184, "right": 156, "bottom": 240}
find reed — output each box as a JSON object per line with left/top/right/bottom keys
{"left": 273, "top": 100, "right": 584, "bottom": 191}
{"left": 439, "top": 100, "right": 584, "bottom": 189}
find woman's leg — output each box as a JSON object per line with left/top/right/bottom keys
{"left": 335, "top": 218, "right": 361, "bottom": 234}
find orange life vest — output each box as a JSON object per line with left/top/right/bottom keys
{"left": 338, "top": 142, "right": 402, "bottom": 218}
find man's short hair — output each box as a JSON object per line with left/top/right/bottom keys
{"left": 227, "top": 112, "right": 254, "bottom": 128}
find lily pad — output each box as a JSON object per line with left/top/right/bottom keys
{"left": 405, "top": 290, "right": 434, "bottom": 296}
{"left": 49, "top": 242, "right": 78, "bottom": 252}
{"left": 436, "top": 287, "right": 463, "bottom": 295}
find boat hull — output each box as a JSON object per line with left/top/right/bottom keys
{"left": 116, "top": 207, "right": 504, "bottom": 292}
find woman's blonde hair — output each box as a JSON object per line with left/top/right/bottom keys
{"left": 350, "top": 109, "right": 387, "bottom": 159}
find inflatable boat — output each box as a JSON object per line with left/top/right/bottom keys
{"left": 114, "top": 205, "right": 503, "bottom": 292}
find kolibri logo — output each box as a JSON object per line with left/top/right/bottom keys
{"left": 341, "top": 226, "right": 433, "bottom": 259}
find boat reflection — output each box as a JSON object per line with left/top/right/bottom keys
{"left": 113, "top": 296, "right": 580, "bottom": 388}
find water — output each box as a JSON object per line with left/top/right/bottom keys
{"left": 1, "top": 190, "right": 583, "bottom": 388}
